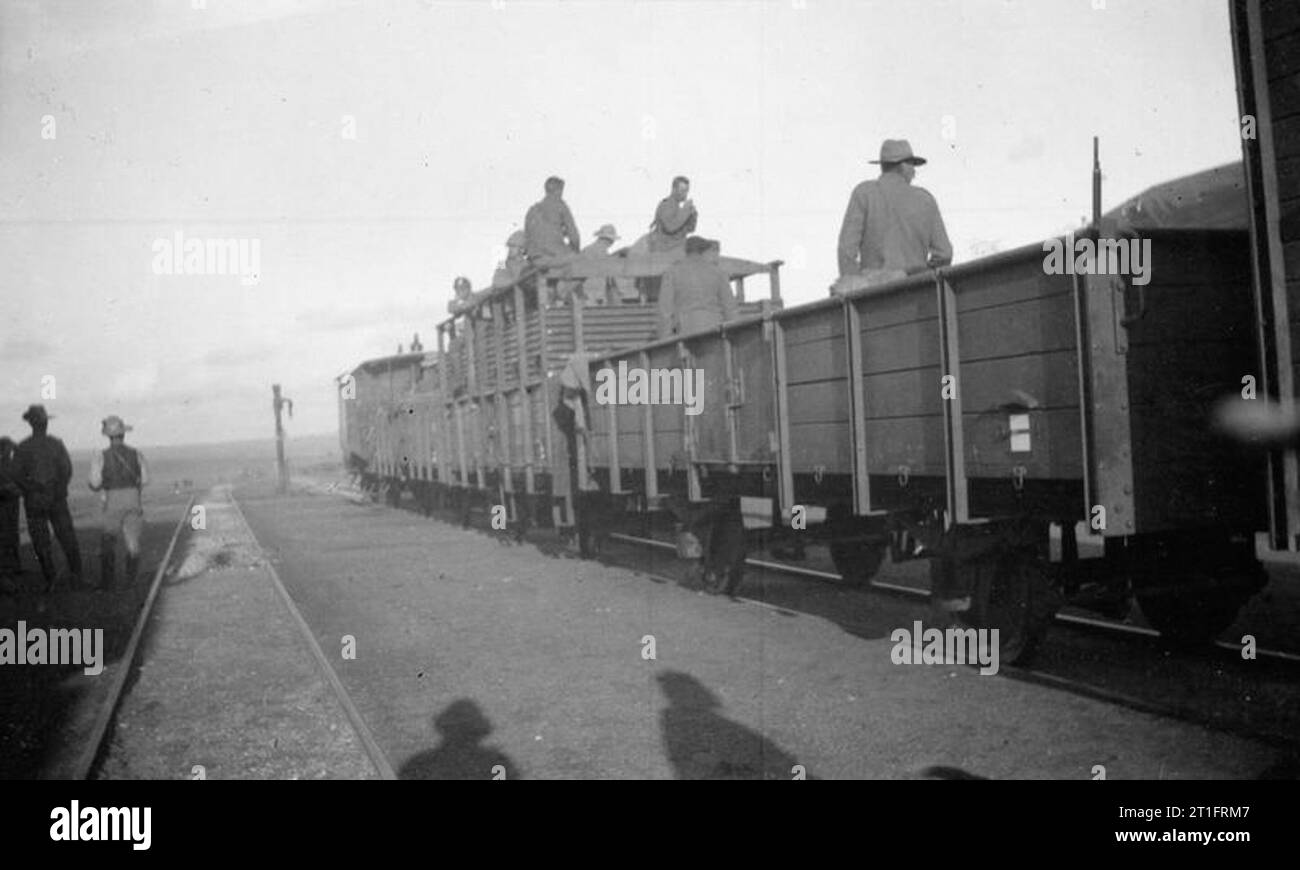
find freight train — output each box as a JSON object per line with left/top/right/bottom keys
{"left": 336, "top": 0, "right": 1300, "bottom": 666}
{"left": 338, "top": 177, "right": 1283, "bottom": 665}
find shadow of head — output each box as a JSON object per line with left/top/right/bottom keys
{"left": 657, "top": 670, "right": 721, "bottom": 710}
{"left": 433, "top": 698, "right": 493, "bottom": 742}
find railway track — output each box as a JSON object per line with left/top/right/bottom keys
{"left": 74, "top": 497, "right": 194, "bottom": 780}
{"left": 228, "top": 493, "right": 397, "bottom": 781}
{"left": 78, "top": 493, "right": 399, "bottom": 781}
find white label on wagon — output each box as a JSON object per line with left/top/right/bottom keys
{"left": 1009, "top": 413, "right": 1031, "bottom": 453}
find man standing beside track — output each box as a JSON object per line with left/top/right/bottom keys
{"left": 13, "top": 404, "right": 82, "bottom": 592}
{"left": 836, "top": 139, "right": 953, "bottom": 292}
{"left": 89, "top": 415, "right": 148, "bottom": 589}
{"left": 0, "top": 436, "right": 21, "bottom": 593}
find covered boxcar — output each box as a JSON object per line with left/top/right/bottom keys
{"left": 1230, "top": 0, "right": 1300, "bottom": 557}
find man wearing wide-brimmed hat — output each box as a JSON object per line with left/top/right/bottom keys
{"left": 13, "top": 404, "right": 82, "bottom": 592}
{"left": 657, "top": 235, "right": 739, "bottom": 338}
{"left": 89, "top": 414, "right": 149, "bottom": 589}
{"left": 835, "top": 139, "right": 953, "bottom": 291}
{"left": 578, "top": 224, "right": 634, "bottom": 305}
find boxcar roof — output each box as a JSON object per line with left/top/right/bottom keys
{"left": 1104, "top": 161, "right": 1247, "bottom": 231}
{"left": 349, "top": 351, "right": 434, "bottom": 377}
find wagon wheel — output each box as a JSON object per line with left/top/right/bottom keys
{"left": 1134, "top": 568, "right": 1258, "bottom": 647}
{"left": 698, "top": 564, "right": 726, "bottom": 594}
{"left": 829, "top": 538, "right": 886, "bottom": 587}
{"left": 720, "top": 562, "right": 744, "bottom": 597}
{"left": 965, "top": 550, "right": 1053, "bottom": 666}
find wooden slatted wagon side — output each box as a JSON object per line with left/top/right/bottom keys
{"left": 581, "top": 223, "right": 1267, "bottom": 662}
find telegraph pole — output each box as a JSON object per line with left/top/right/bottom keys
{"left": 273, "top": 384, "right": 294, "bottom": 494}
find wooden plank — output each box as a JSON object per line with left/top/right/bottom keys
{"left": 492, "top": 298, "right": 512, "bottom": 497}
{"left": 938, "top": 276, "right": 970, "bottom": 523}
{"left": 862, "top": 416, "right": 946, "bottom": 476}
{"left": 955, "top": 351, "right": 1081, "bottom": 412}
{"left": 1266, "top": 30, "right": 1300, "bottom": 81}
{"left": 1264, "top": 0, "right": 1300, "bottom": 36}
{"left": 860, "top": 319, "right": 943, "bottom": 373}
{"left": 953, "top": 259, "right": 1069, "bottom": 315}
{"left": 781, "top": 308, "right": 845, "bottom": 346}
{"left": 787, "top": 379, "right": 850, "bottom": 424}
{"left": 680, "top": 341, "right": 701, "bottom": 501}
{"left": 691, "top": 339, "right": 732, "bottom": 462}
{"left": 640, "top": 350, "right": 657, "bottom": 496}
{"left": 858, "top": 287, "right": 939, "bottom": 331}
{"left": 513, "top": 285, "right": 535, "bottom": 493}
{"left": 846, "top": 300, "right": 871, "bottom": 512}
{"left": 1268, "top": 75, "right": 1300, "bottom": 125}
{"left": 732, "top": 326, "right": 778, "bottom": 464}
{"left": 788, "top": 420, "right": 854, "bottom": 471}
{"left": 437, "top": 327, "right": 450, "bottom": 483}
{"left": 862, "top": 367, "right": 944, "bottom": 419}
{"left": 956, "top": 295, "right": 1078, "bottom": 361}
{"left": 1273, "top": 114, "right": 1300, "bottom": 163}
{"left": 784, "top": 327, "right": 850, "bottom": 384}
{"left": 772, "top": 319, "right": 795, "bottom": 514}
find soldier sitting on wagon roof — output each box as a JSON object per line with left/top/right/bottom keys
{"left": 525, "top": 176, "right": 584, "bottom": 305}
{"left": 491, "top": 230, "right": 530, "bottom": 289}
{"left": 576, "top": 223, "right": 636, "bottom": 306}
{"left": 657, "top": 236, "right": 739, "bottom": 338}
{"left": 525, "top": 176, "right": 582, "bottom": 265}
{"left": 648, "top": 175, "right": 698, "bottom": 254}
{"left": 835, "top": 138, "right": 953, "bottom": 294}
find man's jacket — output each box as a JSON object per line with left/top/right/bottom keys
{"left": 14, "top": 433, "right": 74, "bottom": 509}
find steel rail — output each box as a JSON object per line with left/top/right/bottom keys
{"left": 73, "top": 496, "right": 195, "bottom": 780}
{"left": 230, "top": 493, "right": 398, "bottom": 781}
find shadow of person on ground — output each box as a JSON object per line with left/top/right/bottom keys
{"left": 918, "top": 765, "right": 988, "bottom": 780}
{"left": 398, "top": 699, "right": 521, "bottom": 780}
{"left": 0, "top": 516, "right": 176, "bottom": 778}
{"left": 658, "top": 670, "right": 811, "bottom": 780}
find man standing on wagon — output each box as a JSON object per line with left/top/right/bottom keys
{"left": 657, "top": 236, "right": 739, "bottom": 337}
{"left": 835, "top": 139, "right": 953, "bottom": 293}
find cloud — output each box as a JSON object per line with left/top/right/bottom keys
{"left": 295, "top": 303, "right": 433, "bottom": 333}
{"left": 1007, "top": 134, "right": 1046, "bottom": 164}
{"left": 108, "top": 362, "right": 161, "bottom": 401}
{"left": 0, "top": 335, "right": 55, "bottom": 362}
{"left": 202, "top": 344, "right": 275, "bottom": 368}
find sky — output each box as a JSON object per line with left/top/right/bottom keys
{"left": 0, "top": 0, "right": 1245, "bottom": 450}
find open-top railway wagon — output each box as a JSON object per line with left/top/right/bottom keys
{"left": 583, "top": 222, "right": 1267, "bottom": 662}
{"left": 339, "top": 250, "right": 784, "bottom": 521}
{"left": 342, "top": 198, "right": 1276, "bottom": 663}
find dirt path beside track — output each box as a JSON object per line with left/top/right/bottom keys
{"left": 234, "top": 481, "right": 1286, "bottom": 780}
